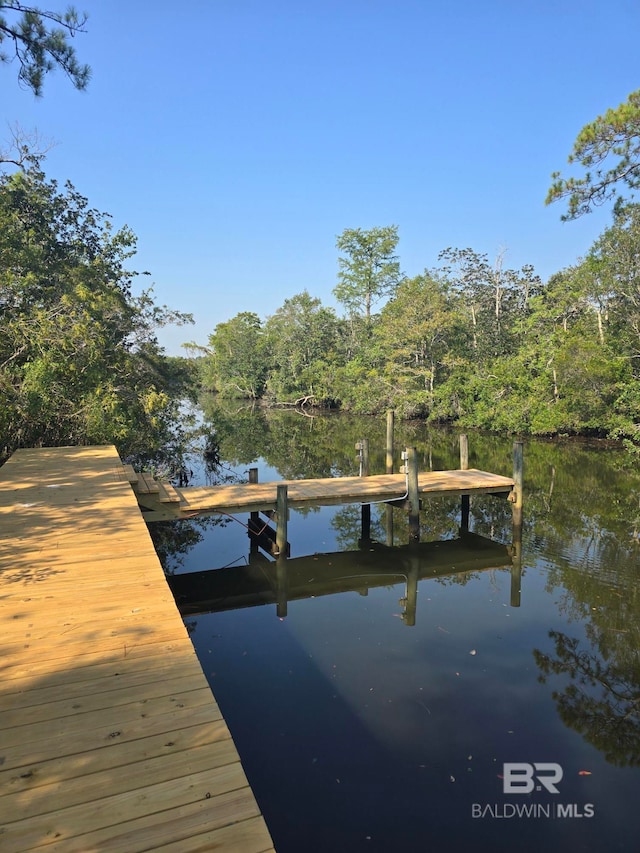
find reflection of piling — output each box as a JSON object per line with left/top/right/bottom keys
{"left": 385, "top": 504, "right": 394, "bottom": 546}
{"left": 386, "top": 410, "right": 395, "bottom": 474}
{"left": 402, "top": 556, "right": 419, "bottom": 626}
{"left": 276, "top": 555, "right": 288, "bottom": 618}
{"left": 510, "top": 538, "right": 522, "bottom": 607}
{"left": 406, "top": 446, "right": 420, "bottom": 541}
{"left": 459, "top": 434, "right": 470, "bottom": 533}
{"left": 356, "top": 439, "right": 371, "bottom": 545}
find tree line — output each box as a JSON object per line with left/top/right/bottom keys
{"left": 194, "top": 209, "right": 640, "bottom": 447}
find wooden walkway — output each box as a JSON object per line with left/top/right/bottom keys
{"left": 135, "top": 468, "right": 516, "bottom": 519}
{"left": 0, "top": 446, "right": 274, "bottom": 853}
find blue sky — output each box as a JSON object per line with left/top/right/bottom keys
{"left": 3, "top": 0, "right": 639, "bottom": 353}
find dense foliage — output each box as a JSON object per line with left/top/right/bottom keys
{"left": 198, "top": 219, "right": 640, "bottom": 445}
{"left": 0, "top": 161, "right": 197, "bottom": 464}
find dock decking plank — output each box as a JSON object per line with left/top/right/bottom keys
{"left": 1, "top": 762, "right": 252, "bottom": 851}
{"left": 42, "top": 792, "right": 270, "bottom": 853}
{"left": 0, "top": 721, "right": 232, "bottom": 798}
{"left": 0, "top": 445, "right": 274, "bottom": 852}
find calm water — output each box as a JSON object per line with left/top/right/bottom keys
{"left": 151, "top": 407, "right": 640, "bottom": 853}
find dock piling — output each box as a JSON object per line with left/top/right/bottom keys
{"left": 356, "top": 439, "right": 371, "bottom": 544}
{"left": 406, "top": 447, "right": 420, "bottom": 541}
{"left": 459, "top": 434, "right": 470, "bottom": 533}
{"left": 386, "top": 410, "right": 395, "bottom": 474}
{"left": 276, "top": 484, "right": 289, "bottom": 558}
{"left": 249, "top": 467, "right": 259, "bottom": 553}
{"left": 512, "top": 440, "right": 524, "bottom": 535}
{"left": 459, "top": 434, "right": 469, "bottom": 470}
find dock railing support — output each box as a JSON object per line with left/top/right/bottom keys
{"left": 356, "top": 439, "right": 371, "bottom": 545}
{"left": 459, "top": 434, "right": 470, "bottom": 533}
{"left": 406, "top": 446, "right": 420, "bottom": 541}
{"left": 386, "top": 410, "right": 395, "bottom": 474}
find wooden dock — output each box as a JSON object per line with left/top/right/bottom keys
{"left": 0, "top": 446, "right": 274, "bottom": 853}
{"left": 135, "top": 468, "right": 516, "bottom": 519}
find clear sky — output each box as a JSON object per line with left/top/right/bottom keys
{"left": 3, "top": 0, "right": 639, "bottom": 353}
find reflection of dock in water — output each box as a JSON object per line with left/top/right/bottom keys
{"left": 168, "top": 533, "right": 522, "bottom": 625}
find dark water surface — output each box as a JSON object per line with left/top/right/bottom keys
{"left": 152, "top": 408, "right": 640, "bottom": 853}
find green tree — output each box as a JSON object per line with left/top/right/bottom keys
{"left": 546, "top": 89, "right": 640, "bottom": 219}
{"left": 333, "top": 226, "right": 401, "bottom": 321}
{"left": 437, "top": 247, "right": 538, "bottom": 362}
{"left": 0, "top": 162, "right": 193, "bottom": 462}
{"left": 588, "top": 203, "right": 640, "bottom": 350}
{"left": 264, "top": 290, "right": 340, "bottom": 403}
{"left": 203, "top": 312, "right": 270, "bottom": 399}
{"left": 375, "top": 273, "right": 461, "bottom": 415}
{"left": 0, "top": 2, "right": 90, "bottom": 95}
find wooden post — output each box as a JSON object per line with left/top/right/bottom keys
{"left": 459, "top": 434, "right": 470, "bottom": 533}
{"left": 249, "top": 467, "right": 259, "bottom": 554}
{"left": 512, "top": 440, "right": 524, "bottom": 536}
{"left": 386, "top": 410, "right": 395, "bottom": 474}
{"left": 510, "top": 440, "right": 524, "bottom": 607}
{"left": 357, "top": 439, "right": 371, "bottom": 544}
{"left": 276, "top": 484, "right": 288, "bottom": 558}
{"left": 459, "top": 434, "right": 469, "bottom": 470}
{"left": 460, "top": 494, "right": 470, "bottom": 534}
{"left": 275, "top": 483, "right": 289, "bottom": 616}
{"left": 406, "top": 446, "right": 420, "bottom": 541}
{"left": 358, "top": 438, "right": 370, "bottom": 477}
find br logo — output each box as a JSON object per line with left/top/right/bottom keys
{"left": 503, "top": 763, "right": 563, "bottom": 794}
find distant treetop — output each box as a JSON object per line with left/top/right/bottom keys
{"left": 546, "top": 89, "right": 640, "bottom": 220}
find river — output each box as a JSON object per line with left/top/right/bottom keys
{"left": 150, "top": 405, "right": 640, "bottom": 853}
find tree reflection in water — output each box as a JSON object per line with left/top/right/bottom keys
{"left": 534, "top": 630, "right": 640, "bottom": 767}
